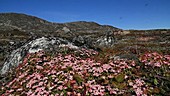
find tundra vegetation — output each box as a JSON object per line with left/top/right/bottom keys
{"left": 0, "top": 13, "right": 170, "bottom": 96}
{"left": 0, "top": 46, "right": 170, "bottom": 96}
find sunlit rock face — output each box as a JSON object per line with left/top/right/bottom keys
{"left": 0, "top": 37, "right": 78, "bottom": 75}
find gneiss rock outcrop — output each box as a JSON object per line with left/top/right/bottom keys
{"left": 0, "top": 37, "right": 79, "bottom": 75}
{"left": 0, "top": 13, "right": 121, "bottom": 75}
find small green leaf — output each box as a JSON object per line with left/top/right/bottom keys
{"left": 115, "top": 73, "right": 125, "bottom": 83}
{"left": 154, "top": 78, "right": 158, "bottom": 85}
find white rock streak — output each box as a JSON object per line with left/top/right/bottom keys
{"left": 96, "top": 36, "right": 114, "bottom": 46}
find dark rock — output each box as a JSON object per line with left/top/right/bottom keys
{"left": 73, "top": 35, "right": 85, "bottom": 46}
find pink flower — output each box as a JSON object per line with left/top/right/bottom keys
{"left": 18, "top": 73, "right": 27, "bottom": 79}
{"left": 93, "top": 73, "right": 100, "bottom": 77}
{"left": 51, "top": 70, "right": 56, "bottom": 74}
{"left": 125, "top": 75, "right": 128, "bottom": 79}
{"left": 102, "top": 64, "right": 111, "bottom": 71}
{"left": 57, "top": 85, "right": 63, "bottom": 90}
{"left": 131, "top": 61, "right": 136, "bottom": 66}
{"left": 43, "top": 77, "right": 48, "bottom": 80}
{"left": 23, "top": 58, "right": 28, "bottom": 64}
{"left": 133, "top": 85, "right": 138, "bottom": 89}
{"left": 135, "top": 88, "right": 143, "bottom": 96}
{"left": 108, "top": 75, "right": 113, "bottom": 78}
{"left": 49, "top": 86, "right": 55, "bottom": 90}
{"left": 154, "top": 62, "right": 161, "bottom": 67}
{"left": 94, "top": 67, "right": 103, "bottom": 73}
{"left": 67, "top": 92, "right": 72, "bottom": 95}
{"left": 163, "top": 61, "right": 170, "bottom": 65}
{"left": 34, "top": 73, "right": 41, "bottom": 80}
{"left": 36, "top": 65, "right": 43, "bottom": 70}
{"left": 77, "top": 93, "right": 81, "bottom": 96}
{"left": 129, "top": 82, "right": 133, "bottom": 86}
{"left": 32, "top": 85, "right": 39, "bottom": 89}
{"left": 110, "top": 89, "right": 117, "bottom": 94}
{"left": 26, "top": 79, "right": 38, "bottom": 88}
{"left": 38, "top": 82, "right": 44, "bottom": 86}
{"left": 89, "top": 84, "right": 105, "bottom": 95}
{"left": 17, "top": 88, "right": 23, "bottom": 91}
{"left": 8, "top": 89, "right": 14, "bottom": 93}
{"left": 135, "top": 79, "right": 145, "bottom": 87}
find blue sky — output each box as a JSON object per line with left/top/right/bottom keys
{"left": 0, "top": 0, "right": 170, "bottom": 29}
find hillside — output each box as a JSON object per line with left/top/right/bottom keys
{"left": 0, "top": 13, "right": 120, "bottom": 67}
{"left": 0, "top": 13, "right": 170, "bottom": 95}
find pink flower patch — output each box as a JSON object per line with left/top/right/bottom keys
{"left": 1, "top": 48, "right": 169, "bottom": 95}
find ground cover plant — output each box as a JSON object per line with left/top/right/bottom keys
{"left": 0, "top": 46, "right": 170, "bottom": 96}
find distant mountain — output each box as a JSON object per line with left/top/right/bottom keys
{"left": 0, "top": 13, "right": 56, "bottom": 32}
{"left": 0, "top": 13, "right": 120, "bottom": 33}
{"left": 0, "top": 13, "right": 121, "bottom": 43}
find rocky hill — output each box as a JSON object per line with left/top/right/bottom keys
{"left": 0, "top": 13, "right": 170, "bottom": 95}
{"left": 0, "top": 13, "right": 170, "bottom": 75}
{"left": 0, "top": 13, "right": 121, "bottom": 74}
